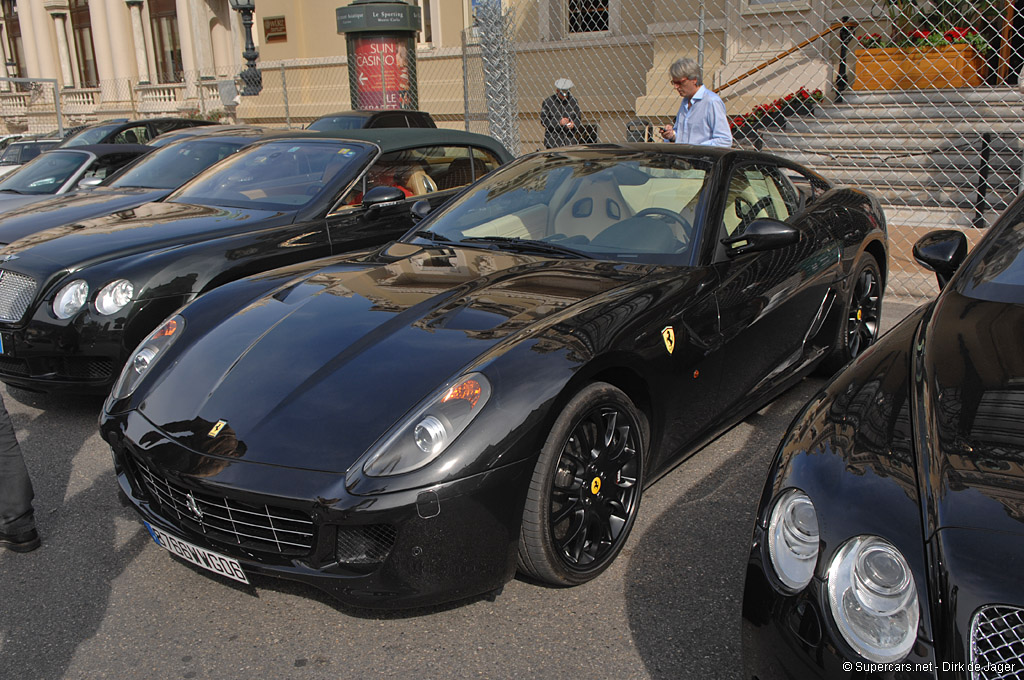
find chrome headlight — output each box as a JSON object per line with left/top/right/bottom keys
{"left": 766, "top": 488, "right": 819, "bottom": 591}
{"left": 95, "top": 279, "right": 134, "bottom": 315}
{"left": 109, "top": 315, "right": 184, "bottom": 401}
{"left": 827, "top": 535, "right": 919, "bottom": 663}
{"left": 53, "top": 279, "right": 89, "bottom": 319}
{"left": 362, "top": 373, "right": 492, "bottom": 477}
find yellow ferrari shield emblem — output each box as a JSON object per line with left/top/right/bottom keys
{"left": 661, "top": 326, "right": 676, "bottom": 355}
{"left": 208, "top": 420, "right": 227, "bottom": 438}
{"left": 591, "top": 477, "right": 602, "bottom": 495}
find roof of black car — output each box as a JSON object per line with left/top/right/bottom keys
{"left": 46, "top": 143, "right": 153, "bottom": 156}
{"left": 255, "top": 127, "right": 512, "bottom": 158}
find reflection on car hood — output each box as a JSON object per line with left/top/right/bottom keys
{"left": 1, "top": 200, "right": 292, "bottom": 271}
{"left": 0, "top": 187, "right": 168, "bottom": 245}
{"left": 924, "top": 290, "right": 1024, "bottom": 536}
{"left": 0, "top": 193, "right": 51, "bottom": 214}
{"left": 138, "top": 243, "right": 653, "bottom": 474}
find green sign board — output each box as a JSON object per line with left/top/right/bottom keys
{"left": 336, "top": 0, "right": 421, "bottom": 34}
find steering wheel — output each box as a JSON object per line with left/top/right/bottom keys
{"left": 736, "top": 196, "right": 774, "bottom": 230}
{"left": 634, "top": 207, "right": 693, "bottom": 246}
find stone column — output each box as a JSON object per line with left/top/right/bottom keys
{"left": 126, "top": 1, "right": 151, "bottom": 84}
{"left": 0, "top": 12, "right": 12, "bottom": 91}
{"left": 88, "top": 0, "right": 118, "bottom": 100}
{"left": 18, "top": 0, "right": 43, "bottom": 78}
{"left": 51, "top": 12, "right": 75, "bottom": 88}
{"left": 175, "top": 0, "right": 198, "bottom": 100}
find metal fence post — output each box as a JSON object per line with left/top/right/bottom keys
{"left": 835, "top": 16, "right": 852, "bottom": 102}
{"left": 281, "top": 63, "right": 291, "bottom": 129}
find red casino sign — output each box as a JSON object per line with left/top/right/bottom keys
{"left": 351, "top": 35, "right": 411, "bottom": 109}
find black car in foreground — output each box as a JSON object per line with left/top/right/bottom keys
{"left": 58, "top": 117, "right": 214, "bottom": 147}
{"left": 741, "top": 192, "right": 1024, "bottom": 678}
{"left": 100, "top": 144, "right": 887, "bottom": 608}
{"left": 0, "top": 129, "right": 266, "bottom": 246}
{"left": 0, "top": 128, "right": 510, "bottom": 393}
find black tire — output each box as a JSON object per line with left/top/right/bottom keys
{"left": 517, "top": 382, "right": 647, "bottom": 586}
{"left": 819, "top": 253, "right": 883, "bottom": 375}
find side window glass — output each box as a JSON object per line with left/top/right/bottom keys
{"left": 115, "top": 126, "right": 150, "bottom": 144}
{"left": 340, "top": 148, "right": 439, "bottom": 205}
{"left": 723, "top": 165, "right": 790, "bottom": 237}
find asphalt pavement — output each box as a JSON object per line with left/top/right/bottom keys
{"left": 0, "top": 299, "right": 922, "bottom": 680}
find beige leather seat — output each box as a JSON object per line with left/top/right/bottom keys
{"left": 551, "top": 178, "right": 632, "bottom": 240}
{"left": 404, "top": 168, "right": 438, "bottom": 195}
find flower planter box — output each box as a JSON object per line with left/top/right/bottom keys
{"left": 853, "top": 44, "right": 986, "bottom": 90}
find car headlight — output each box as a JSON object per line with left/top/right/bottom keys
{"left": 766, "top": 488, "right": 819, "bottom": 591}
{"left": 95, "top": 279, "right": 134, "bottom": 315}
{"left": 362, "top": 373, "right": 492, "bottom": 477}
{"left": 53, "top": 279, "right": 89, "bottom": 319}
{"left": 109, "top": 315, "right": 184, "bottom": 401}
{"left": 827, "top": 535, "right": 919, "bottom": 663}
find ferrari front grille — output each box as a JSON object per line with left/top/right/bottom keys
{"left": 133, "top": 456, "right": 315, "bottom": 556}
{"left": 970, "top": 605, "right": 1024, "bottom": 679}
{"left": 0, "top": 269, "right": 36, "bottom": 322}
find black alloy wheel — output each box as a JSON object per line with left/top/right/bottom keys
{"left": 820, "top": 253, "right": 883, "bottom": 375}
{"left": 518, "top": 382, "right": 647, "bottom": 586}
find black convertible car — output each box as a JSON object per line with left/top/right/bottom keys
{"left": 0, "top": 128, "right": 268, "bottom": 247}
{"left": 99, "top": 145, "right": 887, "bottom": 608}
{"left": 0, "top": 128, "right": 510, "bottom": 393}
{"left": 741, "top": 193, "right": 1024, "bottom": 677}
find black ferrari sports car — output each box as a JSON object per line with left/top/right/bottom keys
{"left": 741, "top": 192, "right": 1024, "bottom": 677}
{"left": 100, "top": 144, "right": 887, "bottom": 608}
{"left": 0, "top": 128, "right": 268, "bottom": 247}
{"left": 0, "top": 128, "right": 510, "bottom": 393}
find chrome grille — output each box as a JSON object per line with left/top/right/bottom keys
{"left": 133, "top": 456, "right": 314, "bottom": 556}
{"left": 0, "top": 269, "right": 36, "bottom": 323}
{"left": 971, "top": 605, "right": 1024, "bottom": 680}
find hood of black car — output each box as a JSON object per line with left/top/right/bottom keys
{"left": 923, "top": 290, "right": 1024, "bottom": 536}
{"left": 0, "top": 200, "right": 292, "bottom": 272}
{"left": 0, "top": 193, "right": 51, "bottom": 214}
{"left": 0, "top": 187, "right": 168, "bottom": 246}
{"left": 137, "top": 243, "right": 654, "bottom": 474}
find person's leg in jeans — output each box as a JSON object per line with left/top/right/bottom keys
{"left": 0, "top": 394, "right": 38, "bottom": 552}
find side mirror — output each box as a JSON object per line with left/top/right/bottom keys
{"left": 913, "top": 229, "right": 967, "bottom": 289}
{"left": 77, "top": 177, "right": 104, "bottom": 189}
{"left": 721, "top": 218, "right": 799, "bottom": 256}
{"left": 362, "top": 185, "right": 406, "bottom": 212}
{"left": 410, "top": 199, "right": 431, "bottom": 222}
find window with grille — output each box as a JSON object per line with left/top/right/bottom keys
{"left": 149, "top": 0, "right": 183, "bottom": 84}
{"left": 1, "top": 0, "right": 25, "bottom": 82}
{"left": 568, "top": 0, "right": 608, "bottom": 33}
{"left": 70, "top": 0, "right": 97, "bottom": 87}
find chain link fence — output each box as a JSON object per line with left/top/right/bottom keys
{"left": 1, "top": 0, "right": 1022, "bottom": 298}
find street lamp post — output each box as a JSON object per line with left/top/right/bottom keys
{"left": 229, "top": 0, "right": 262, "bottom": 95}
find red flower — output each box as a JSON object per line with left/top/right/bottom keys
{"left": 910, "top": 29, "right": 931, "bottom": 40}
{"left": 730, "top": 115, "right": 747, "bottom": 128}
{"left": 943, "top": 27, "right": 976, "bottom": 41}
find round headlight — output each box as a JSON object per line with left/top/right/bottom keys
{"left": 766, "top": 488, "right": 819, "bottom": 591}
{"left": 95, "top": 279, "right": 134, "bottom": 315}
{"left": 413, "top": 415, "right": 448, "bottom": 455}
{"left": 53, "top": 279, "right": 89, "bottom": 319}
{"left": 827, "top": 535, "right": 919, "bottom": 663}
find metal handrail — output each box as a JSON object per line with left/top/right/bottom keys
{"left": 718, "top": 19, "right": 859, "bottom": 94}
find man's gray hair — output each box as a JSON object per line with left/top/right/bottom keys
{"left": 669, "top": 58, "right": 703, "bottom": 86}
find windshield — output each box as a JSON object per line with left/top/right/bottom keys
{"left": 110, "top": 138, "right": 249, "bottom": 190}
{"left": 0, "top": 150, "right": 87, "bottom": 194}
{"left": 61, "top": 124, "right": 121, "bottom": 147}
{"left": 0, "top": 141, "right": 58, "bottom": 165}
{"left": 958, "top": 200, "right": 1024, "bottom": 303}
{"left": 307, "top": 116, "right": 367, "bottom": 131}
{"left": 410, "top": 151, "right": 712, "bottom": 264}
{"left": 169, "top": 139, "right": 373, "bottom": 211}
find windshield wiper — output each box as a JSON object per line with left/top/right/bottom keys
{"left": 0, "top": 189, "right": 25, "bottom": 194}
{"left": 412, "top": 230, "right": 454, "bottom": 243}
{"left": 460, "top": 236, "right": 590, "bottom": 259}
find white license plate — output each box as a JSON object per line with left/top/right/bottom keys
{"left": 143, "top": 520, "right": 249, "bottom": 585}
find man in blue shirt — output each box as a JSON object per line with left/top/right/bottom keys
{"left": 660, "top": 57, "right": 732, "bottom": 147}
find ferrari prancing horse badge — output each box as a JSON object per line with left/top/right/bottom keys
{"left": 661, "top": 326, "right": 675, "bottom": 355}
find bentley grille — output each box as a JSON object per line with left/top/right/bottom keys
{"left": 971, "top": 605, "right": 1024, "bottom": 680}
{"left": 133, "top": 456, "right": 315, "bottom": 556}
{"left": 0, "top": 269, "right": 36, "bottom": 323}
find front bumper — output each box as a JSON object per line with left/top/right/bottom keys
{"left": 103, "top": 410, "right": 534, "bottom": 609}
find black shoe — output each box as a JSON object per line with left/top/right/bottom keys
{"left": 0, "top": 528, "right": 40, "bottom": 553}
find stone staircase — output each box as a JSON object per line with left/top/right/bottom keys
{"left": 751, "top": 88, "right": 1024, "bottom": 231}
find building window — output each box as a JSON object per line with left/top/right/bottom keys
{"left": 2, "top": 0, "right": 24, "bottom": 79}
{"left": 413, "top": 0, "right": 435, "bottom": 45}
{"left": 568, "top": 0, "right": 608, "bottom": 33}
{"left": 149, "top": 0, "right": 182, "bottom": 83}
{"left": 69, "top": 0, "right": 97, "bottom": 87}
